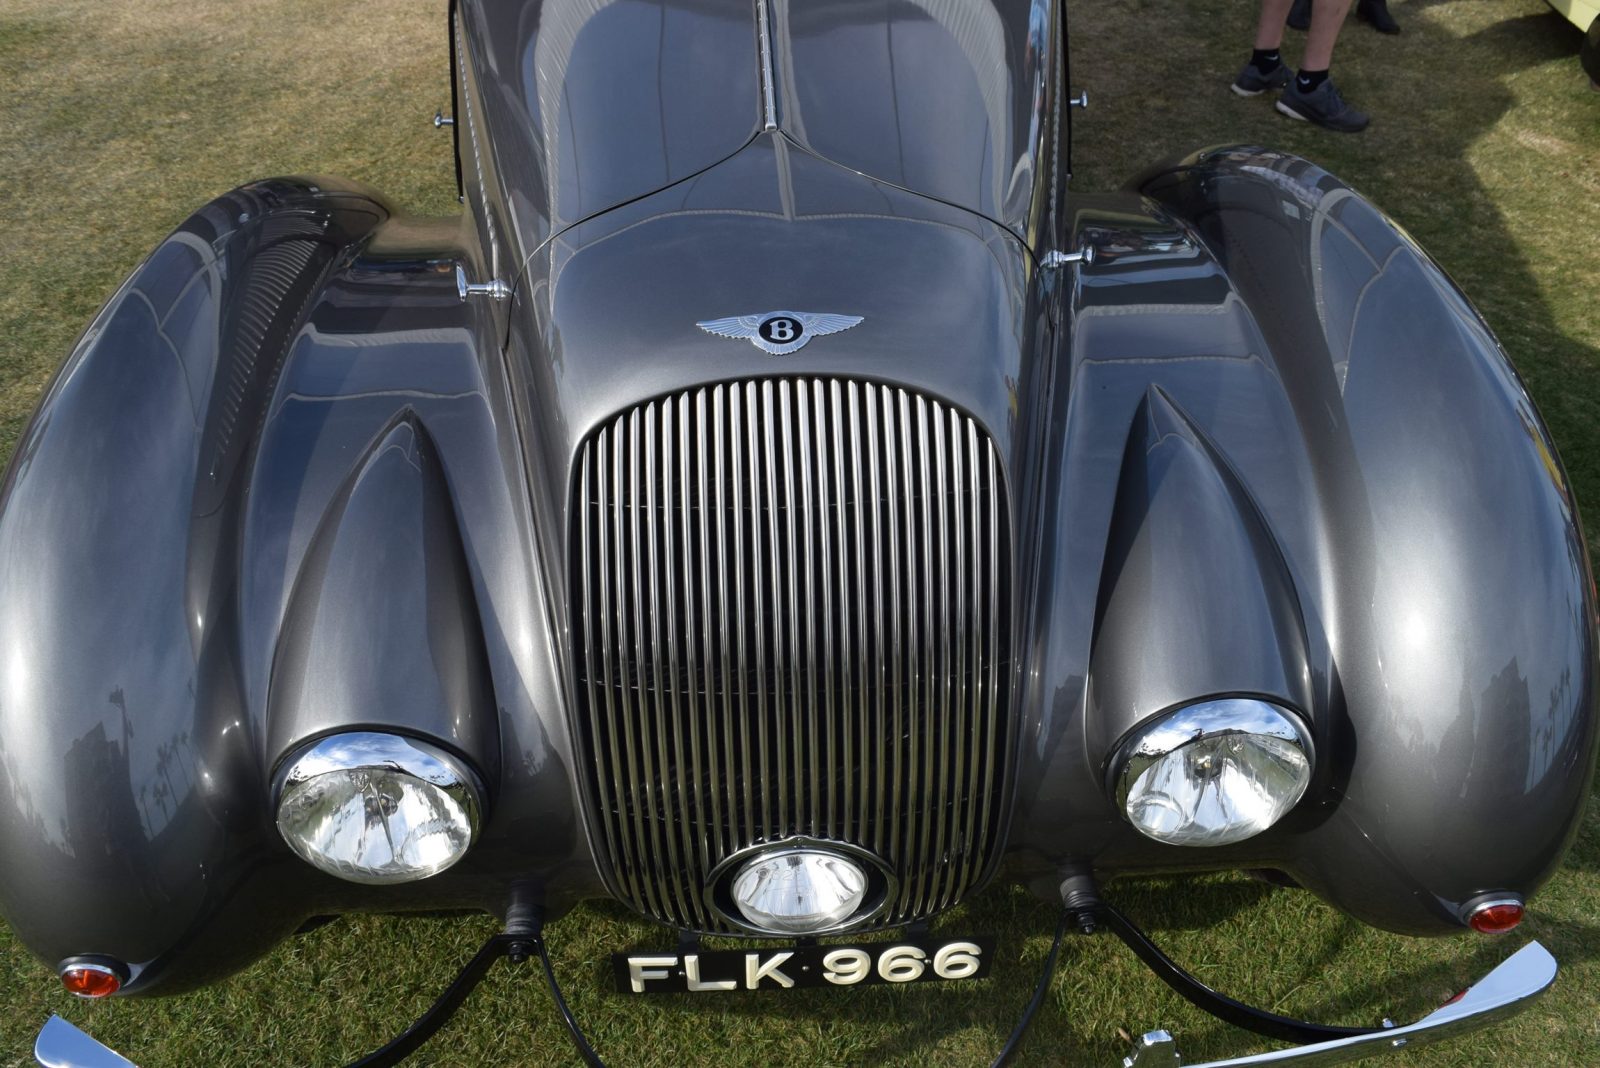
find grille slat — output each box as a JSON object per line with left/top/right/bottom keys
{"left": 930, "top": 400, "right": 952, "bottom": 916}
{"left": 886, "top": 388, "right": 906, "bottom": 860}
{"left": 914, "top": 394, "right": 935, "bottom": 914}
{"left": 947, "top": 411, "right": 971, "bottom": 911}
{"left": 732, "top": 386, "right": 756, "bottom": 847}
{"left": 573, "top": 378, "right": 1012, "bottom": 932}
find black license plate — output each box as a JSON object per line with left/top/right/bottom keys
{"left": 614, "top": 937, "right": 995, "bottom": 993}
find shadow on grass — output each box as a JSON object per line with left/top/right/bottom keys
{"left": 1075, "top": 0, "right": 1600, "bottom": 490}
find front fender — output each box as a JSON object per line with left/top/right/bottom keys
{"left": 0, "top": 180, "right": 391, "bottom": 991}
{"left": 0, "top": 178, "right": 588, "bottom": 993}
{"left": 1016, "top": 147, "right": 1598, "bottom": 934}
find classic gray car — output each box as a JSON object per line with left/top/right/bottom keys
{"left": 5, "top": 1, "right": 1596, "bottom": 1065}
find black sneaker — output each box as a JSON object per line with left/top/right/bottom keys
{"left": 1232, "top": 60, "right": 1291, "bottom": 97}
{"left": 1276, "top": 78, "right": 1370, "bottom": 132}
{"left": 1357, "top": 0, "right": 1401, "bottom": 34}
{"left": 1287, "top": 0, "right": 1312, "bottom": 31}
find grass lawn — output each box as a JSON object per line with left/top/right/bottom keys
{"left": 1, "top": 0, "right": 1598, "bottom": 1065}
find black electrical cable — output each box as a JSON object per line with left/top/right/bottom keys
{"left": 989, "top": 908, "right": 1072, "bottom": 1068}
{"left": 345, "top": 934, "right": 518, "bottom": 1068}
{"left": 1099, "top": 903, "right": 1378, "bottom": 1046}
{"left": 532, "top": 933, "right": 609, "bottom": 1068}
{"left": 340, "top": 918, "right": 610, "bottom": 1068}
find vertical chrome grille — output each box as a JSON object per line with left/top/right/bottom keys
{"left": 573, "top": 379, "right": 1012, "bottom": 932}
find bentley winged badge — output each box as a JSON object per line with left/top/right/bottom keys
{"left": 696, "top": 310, "right": 864, "bottom": 355}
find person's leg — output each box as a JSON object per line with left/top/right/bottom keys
{"left": 1301, "top": 0, "right": 1353, "bottom": 70}
{"left": 1276, "top": 0, "right": 1369, "bottom": 132}
{"left": 1234, "top": 0, "right": 1297, "bottom": 95}
{"left": 1254, "top": 0, "right": 1297, "bottom": 50}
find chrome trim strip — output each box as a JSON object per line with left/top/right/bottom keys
{"left": 1123, "top": 941, "right": 1557, "bottom": 1067}
{"left": 930, "top": 402, "right": 953, "bottom": 911}
{"left": 758, "top": 380, "right": 780, "bottom": 841}
{"left": 756, "top": 0, "right": 778, "bottom": 130}
{"left": 453, "top": 16, "right": 499, "bottom": 279}
{"left": 641, "top": 400, "right": 690, "bottom": 923}
{"left": 947, "top": 411, "right": 973, "bottom": 909}
{"left": 732, "top": 384, "right": 755, "bottom": 847}
{"left": 887, "top": 388, "right": 907, "bottom": 862}
{"left": 681, "top": 391, "right": 711, "bottom": 875}
{"left": 34, "top": 1016, "right": 138, "bottom": 1068}
{"left": 865, "top": 384, "right": 887, "bottom": 858}
{"left": 979, "top": 441, "right": 1002, "bottom": 888}
{"left": 619, "top": 408, "right": 659, "bottom": 918}
{"left": 777, "top": 379, "right": 798, "bottom": 836}
{"left": 832, "top": 378, "right": 857, "bottom": 844}
{"left": 796, "top": 382, "right": 820, "bottom": 832}
{"left": 706, "top": 386, "right": 731, "bottom": 863}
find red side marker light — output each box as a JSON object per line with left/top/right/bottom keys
{"left": 59, "top": 963, "right": 122, "bottom": 998}
{"left": 1468, "top": 899, "right": 1524, "bottom": 934}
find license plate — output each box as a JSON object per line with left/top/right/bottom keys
{"left": 613, "top": 936, "right": 995, "bottom": 993}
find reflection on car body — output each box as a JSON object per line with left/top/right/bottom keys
{"left": 4, "top": 1, "right": 1595, "bottom": 1065}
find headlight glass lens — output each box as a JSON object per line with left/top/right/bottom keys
{"left": 731, "top": 849, "right": 869, "bottom": 934}
{"left": 1116, "top": 699, "right": 1312, "bottom": 847}
{"left": 275, "top": 733, "right": 482, "bottom": 884}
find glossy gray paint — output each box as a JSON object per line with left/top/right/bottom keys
{"left": 776, "top": 0, "right": 1056, "bottom": 242}
{"left": 457, "top": 0, "right": 762, "bottom": 262}
{"left": 1014, "top": 149, "right": 1597, "bottom": 933}
{"left": 0, "top": 0, "right": 1592, "bottom": 995}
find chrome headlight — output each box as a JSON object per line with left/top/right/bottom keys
{"left": 275, "top": 733, "right": 483, "bottom": 884}
{"left": 731, "top": 848, "right": 870, "bottom": 935}
{"left": 1113, "top": 699, "right": 1312, "bottom": 847}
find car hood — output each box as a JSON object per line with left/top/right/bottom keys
{"left": 503, "top": 132, "right": 1044, "bottom": 554}
{"left": 461, "top": 0, "right": 1055, "bottom": 265}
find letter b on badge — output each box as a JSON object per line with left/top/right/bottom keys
{"left": 759, "top": 316, "right": 802, "bottom": 345}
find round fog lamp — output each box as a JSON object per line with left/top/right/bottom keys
{"left": 732, "top": 849, "right": 869, "bottom": 934}
{"left": 275, "top": 733, "right": 482, "bottom": 884}
{"left": 1115, "top": 699, "right": 1312, "bottom": 847}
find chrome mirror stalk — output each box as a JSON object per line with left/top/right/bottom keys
{"left": 454, "top": 263, "right": 511, "bottom": 302}
{"left": 1043, "top": 245, "right": 1095, "bottom": 269}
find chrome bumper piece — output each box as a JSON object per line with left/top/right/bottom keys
{"left": 34, "top": 1015, "right": 137, "bottom": 1068}
{"left": 1122, "top": 941, "right": 1558, "bottom": 1067}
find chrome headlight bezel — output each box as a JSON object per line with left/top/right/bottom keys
{"left": 1111, "top": 698, "right": 1315, "bottom": 847}
{"left": 273, "top": 732, "right": 485, "bottom": 885}
{"left": 704, "top": 836, "right": 896, "bottom": 936}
